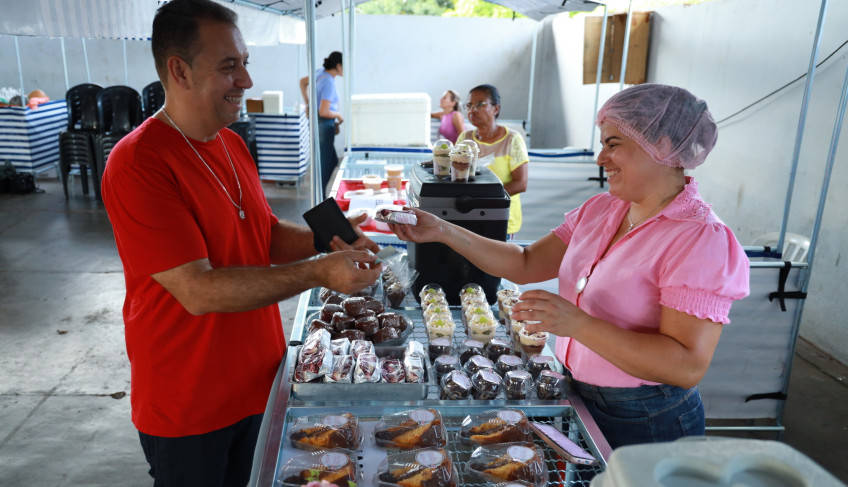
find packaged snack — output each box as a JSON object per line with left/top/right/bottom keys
{"left": 405, "top": 340, "right": 426, "bottom": 360}
{"left": 330, "top": 338, "right": 351, "bottom": 356}
{"left": 337, "top": 328, "right": 366, "bottom": 342}
{"left": 376, "top": 448, "right": 456, "bottom": 487}
{"left": 496, "top": 354, "right": 524, "bottom": 375}
{"left": 504, "top": 370, "right": 534, "bottom": 400}
{"left": 440, "top": 370, "right": 472, "bottom": 400}
{"left": 288, "top": 412, "right": 362, "bottom": 451}
{"left": 380, "top": 357, "right": 407, "bottom": 383}
{"left": 403, "top": 352, "right": 426, "bottom": 384}
{"left": 518, "top": 327, "right": 548, "bottom": 356}
{"left": 485, "top": 337, "right": 512, "bottom": 362}
{"left": 536, "top": 370, "right": 566, "bottom": 400}
{"left": 459, "top": 339, "right": 485, "bottom": 365}
{"left": 464, "top": 354, "right": 494, "bottom": 376}
{"left": 428, "top": 337, "right": 453, "bottom": 361}
{"left": 375, "top": 208, "right": 417, "bottom": 225}
{"left": 467, "top": 312, "right": 498, "bottom": 344}
{"left": 276, "top": 449, "right": 358, "bottom": 487}
{"left": 350, "top": 339, "right": 375, "bottom": 358}
{"left": 324, "top": 354, "right": 355, "bottom": 383}
{"left": 471, "top": 368, "right": 503, "bottom": 400}
{"left": 467, "top": 443, "right": 548, "bottom": 487}
{"left": 353, "top": 353, "right": 381, "bottom": 383}
{"left": 425, "top": 316, "right": 456, "bottom": 340}
{"left": 460, "top": 409, "right": 533, "bottom": 446}
{"left": 419, "top": 283, "right": 446, "bottom": 301}
{"left": 459, "top": 282, "right": 487, "bottom": 306}
{"left": 433, "top": 354, "right": 459, "bottom": 381}
{"left": 526, "top": 355, "right": 554, "bottom": 380}
{"left": 431, "top": 139, "right": 453, "bottom": 177}
{"left": 374, "top": 408, "right": 447, "bottom": 450}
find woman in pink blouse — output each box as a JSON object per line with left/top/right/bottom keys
{"left": 430, "top": 89, "right": 465, "bottom": 144}
{"left": 390, "top": 84, "right": 750, "bottom": 449}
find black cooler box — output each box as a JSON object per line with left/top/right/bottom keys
{"left": 406, "top": 161, "right": 510, "bottom": 305}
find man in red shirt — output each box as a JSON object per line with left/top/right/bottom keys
{"left": 101, "top": 1, "right": 380, "bottom": 485}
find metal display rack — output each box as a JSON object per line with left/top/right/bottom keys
{"left": 250, "top": 286, "right": 612, "bottom": 487}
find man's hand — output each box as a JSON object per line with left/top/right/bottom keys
{"left": 316, "top": 250, "right": 382, "bottom": 295}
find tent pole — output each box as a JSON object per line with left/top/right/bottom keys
{"left": 340, "top": 0, "right": 351, "bottom": 156}
{"left": 346, "top": 0, "right": 355, "bottom": 155}
{"left": 14, "top": 37, "right": 25, "bottom": 105}
{"left": 778, "top": 0, "right": 829, "bottom": 254}
{"left": 123, "top": 39, "right": 129, "bottom": 86}
{"left": 61, "top": 38, "right": 69, "bottom": 91}
{"left": 590, "top": 4, "right": 608, "bottom": 152}
{"left": 618, "top": 0, "right": 633, "bottom": 90}
{"left": 305, "top": 0, "right": 322, "bottom": 205}
{"left": 526, "top": 22, "right": 538, "bottom": 148}
{"left": 82, "top": 38, "right": 91, "bottom": 83}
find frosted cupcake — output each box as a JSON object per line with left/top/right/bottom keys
{"left": 432, "top": 139, "right": 453, "bottom": 177}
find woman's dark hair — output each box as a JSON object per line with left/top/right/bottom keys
{"left": 469, "top": 84, "right": 501, "bottom": 118}
{"left": 323, "top": 51, "right": 343, "bottom": 71}
{"left": 152, "top": 0, "right": 238, "bottom": 83}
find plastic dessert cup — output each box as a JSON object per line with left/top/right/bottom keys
{"left": 426, "top": 317, "right": 456, "bottom": 340}
{"left": 518, "top": 328, "right": 548, "bottom": 356}
{"left": 432, "top": 139, "right": 453, "bottom": 177}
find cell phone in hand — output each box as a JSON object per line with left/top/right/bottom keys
{"left": 529, "top": 421, "right": 598, "bottom": 466}
{"left": 302, "top": 198, "right": 359, "bottom": 253}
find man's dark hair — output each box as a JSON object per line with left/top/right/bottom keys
{"left": 323, "top": 51, "right": 343, "bottom": 71}
{"left": 151, "top": 0, "right": 238, "bottom": 83}
{"left": 469, "top": 84, "right": 501, "bottom": 118}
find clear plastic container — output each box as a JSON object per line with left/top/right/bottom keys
{"left": 431, "top": 138, "right": 453, "bottom": 177}
{"left": 458, "top": 139, "right": 480, "bottom": 176}
{"left": 466, "top": 443, "right": 548, "bottom": 487}
{"left": 376, "top": 448, "right": 456, "bottom": 487}
{"left": 425, "top": 316, "right": 456, "bottom": 340}
{"left": 536, "top": 370, "right": 567, "bottom": 400}
{"left": 440, "top": 369, "right": 472, "bottom": 400}
{"left": 471, "top": 368, "right": 503, "bottom": 400}
{"left": 460, "top": 409, "right": 532, "bottom": 446}
{"left": 419, "top": 283, "right": 446, "bottom": 301}
{"left": 504, "top": 370, "right": 534, "bottom": 400}
{"left": 275, "top": 449, "right": 359, "bottom": 487}
{"left": 287, "top": 412, "right": 362, "bottom": 451}
{"left": 373, "top": 408, "right": 447, "bottom": 450}
{"left": 467, "top": 312, "right": 498, "bottom": 344}
{"left": 449, "top": 143, "right": 474, "bottom": 182}
{"left": 518, "top": 327, "right": 548, "bottom": 356}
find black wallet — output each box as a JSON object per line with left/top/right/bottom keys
{"left": 302, "top": 197, "right": 359, "bottom": 253}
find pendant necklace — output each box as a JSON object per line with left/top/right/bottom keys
{"left": 161, "top": 109, "right": 245, "bottom": 220}
{"left": 626, "top": 194, "right": 676, "bottom": 232}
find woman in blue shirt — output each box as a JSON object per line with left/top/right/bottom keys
{"left": 300, "top": 51, "right": 343, "bottom": 194}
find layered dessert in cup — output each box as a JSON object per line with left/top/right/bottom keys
{"left": 457, "top": 139, "right": 480, "bottom": 178}
{"left": 518, "top": 326, "right": 549, "bottom": 356}
{"left": 432, "top": 139, "right": 453, "bottom": 177}
{"left": 510, "top": 319, "right": 527, "bottom": 351}
{"left": 426, "top": 316, "right": 456, "bottom": 340}
{"left": 449, "top": 143, "right": 474, "bottom": 182}
{"left": 467, "top": 312, "right": 498, "bottom": 344}
{"left": 419, "top": 283, "right": 446, "bottom": 302}
{"left": 496, "top": 289, "right": 521, "bottom": 326}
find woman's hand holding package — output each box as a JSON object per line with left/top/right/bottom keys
{"left": 387, "top": 207, "right": 444, "bottom": 243}
{"left": 512, "top": 289, "right": 589, "bottom": 338}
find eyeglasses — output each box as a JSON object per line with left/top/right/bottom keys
{"left": 464, "top": 101, "right": 491, "bottom": 111}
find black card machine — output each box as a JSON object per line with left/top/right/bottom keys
{"left": 302, "top": 198, "right": 358, "bottom": 253}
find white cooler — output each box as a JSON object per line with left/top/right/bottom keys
{"left": 591, "top": 437, "right": 845, "bottom": 487}
{"left": 351, "top": 93, "right": 431, "bottom": 147}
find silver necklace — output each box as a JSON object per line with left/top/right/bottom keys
{"left": 627, "top": 195, "right": 675, "bottom": 231}
{"left": 161, "top": 109, "right": 245, "bottom": 220}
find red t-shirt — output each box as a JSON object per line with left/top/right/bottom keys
{"left": 101, "top": 117, "right": 286, "bottom": 437}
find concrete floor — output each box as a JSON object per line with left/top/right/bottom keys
{"left": 1, "top": 176, "right": 847, "bottom": 486}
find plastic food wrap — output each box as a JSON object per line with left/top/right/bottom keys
{"left": 276, "top": 449, "right": 359, "bottom": 487}
{"left": 374, "top": 208, "right": 417, "bottom": 225}
{"left": 330, "top": 338, "right": 351, "bottom": 356}
{"left": 460, "top": 409, "right": 533, "bottom": 446}
{"left": 380, "top": 357, "right": 407, "bottom": 383}
{"left": 288, "top": 412, "right": 362, "bottom": 451}
{"left": 294, "top": 347, "right": 334, "bottom": 383}
{"left": 324, "top": 354, "right": 355, "bottom": 383}
{"left": 354, "top": 353, "right": 381, "bottom": 383}
{"left": 381, "top": 251, "right": 417, "bottom": 309}
{"left": 374, "top": 408, "right": 447, "bottom": 450}
{"left": 350, "top": 339, "right": 375, "bottom": 358}
{"left": 403, "top": 352, "right": 426, "bottom": 384}
{"left": 466, "top": 443, "right": 548, "bottom": 487}
{"left": 376, "top": 448, "right": 456, "bottom": 487}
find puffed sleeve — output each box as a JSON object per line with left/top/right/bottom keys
{"left": 508, "top": 130, "right": 529, "bottom": 170}
{"left": 658, "top": 223, "right": 750, "bottom": 324}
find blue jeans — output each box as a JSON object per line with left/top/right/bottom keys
{"left": 571, "top": 379, "right": 705, "bottom": 449}
{"left": 138, "top": 414, "right": 263, "bottom": 487}
{"left": 317, "top": 117, "right": 339, "bottom": 195}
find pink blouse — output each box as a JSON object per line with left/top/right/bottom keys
{"left": 553, "top": 177, "right": 750, "bottom": 387}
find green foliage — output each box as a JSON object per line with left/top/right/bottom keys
{"left": 356, "top": 0, "right": 523, "bottom": 18}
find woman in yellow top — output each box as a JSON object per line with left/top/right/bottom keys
{"left": 456, "top": 84, "right": 529, "bottom": 238}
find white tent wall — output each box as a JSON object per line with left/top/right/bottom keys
{"left": 535, "top": 0, "right": 848, "bottom": 365}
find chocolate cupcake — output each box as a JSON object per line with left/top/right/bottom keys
{"left": 341, "top": 296, "right": 367, "bottom": 317}
{"left": 440, "top": 370, "right": 472, "bottom": 400}
{"left": 465, "top": 354, "right": 494, "bottom": 375}
{"left": 337, "top": 329, "right": 366, "bottom": 342}
{"left": 496, "top": 354, "right": 524, "bottom": 375}
{"left": 536, "top": 370, "right": 566, "bottom": 400}
{"left": 331, "top": 312, "right": 356, "bottom": 332}
{"left": 471, "top": 368, "right": 503, "bottom": 400}
{"left": 428, "top": 337, "right": 453, "bottom": 361}
{"left": 459, "top": 339, "right": 485, "bottom": 365}
{"left": 485, "top": 338, "right": 512, "bottom": 362}
{"left": 526, "top": 355, "right": 555, "bottom": 380}
{"left": 504, "top": 370, "right": 534, "bottom": 400}
{"left": 354, "top": 316, "right": 380, "bottom": 336}
{"left": 372, "top": 326, "right": 401, "bottom": 344}
{"left": 433, "top": 354, "right": 459, "bottom": 381}
{"left": 320, "top": 303, "right": 343, "bottom": 322}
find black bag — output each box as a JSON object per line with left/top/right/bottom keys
{"left": 0, "top": 161, "right": 38, "bottom": 194}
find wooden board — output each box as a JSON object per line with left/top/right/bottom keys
{"left": 583, "top": 12, "right": 652, "bottom": 85}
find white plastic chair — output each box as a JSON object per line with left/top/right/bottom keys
{"left": 752, "top": 232, "right": 811, "bottom": 262}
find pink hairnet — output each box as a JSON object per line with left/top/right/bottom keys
{"left": 596, "top": 84, "right": 718, "bottom": 169}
